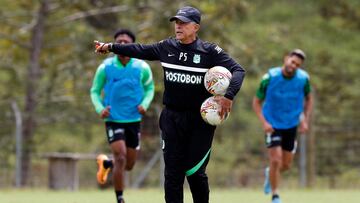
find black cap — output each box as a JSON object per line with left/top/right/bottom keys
{"left": 169, "top": 6, "right": 201, "bottom": 24}
{"left": 290, "top": 49, "right": 306, "bottom": 60}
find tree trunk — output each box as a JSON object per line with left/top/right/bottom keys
{"left": 21, "top": 0, "right": 49, "bottom": 186}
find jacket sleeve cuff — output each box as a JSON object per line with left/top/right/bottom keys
{"left": 108, "top": 43, "right": 114, "bottom": 52}
{"left": 224, "top": 93, "right": 234, "bottom": 100}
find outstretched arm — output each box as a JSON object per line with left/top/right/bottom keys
{"left": 94, "top": 40, "right": 161, "bottom": 61}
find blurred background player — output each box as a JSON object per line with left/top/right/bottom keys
{"left": 90, "top": 29, "right": 155, "bottom": 203}
{"left": 252, "top": 49, "right": 313, "bottom": 203}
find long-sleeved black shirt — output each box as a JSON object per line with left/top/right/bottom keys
{"left": 110, "top": 37, "right": 246, "bottom": 111}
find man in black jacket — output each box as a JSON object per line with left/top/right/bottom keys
{"left": 95, "top": 6, "right": 245, "bottom": 203}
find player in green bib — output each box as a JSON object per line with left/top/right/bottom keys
{"left": 253, "top": 49, "right": 313, "bottom": 203}
{"left": 90, "top": 29, "right": 154, "bottom": 203}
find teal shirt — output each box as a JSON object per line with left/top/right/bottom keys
{"left": 256, "top": 67, "right": 311, "bottom": 129}
{"left": 90, "top": 56, "right": 155, "bottom": 123}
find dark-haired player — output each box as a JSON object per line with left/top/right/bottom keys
{"left": 91, "top": 29, "right": 154, "bottom": 203}
{"left": 253, "top": 49, "right": 313, "bottom": 203}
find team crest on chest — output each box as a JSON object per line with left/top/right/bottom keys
{"left": 193, "top": 54, "right": 201, "bottom": 64}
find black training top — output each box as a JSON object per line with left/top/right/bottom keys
{"left": 110, "top": 37, "right": 246, "bottom": 111}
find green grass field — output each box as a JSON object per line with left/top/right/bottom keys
{"left": 0, "top": 188, "right": 359, "bottom": 203}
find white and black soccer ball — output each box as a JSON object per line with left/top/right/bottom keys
{"left": 204, "top": 66, "right": 232, "bottom": 96}
{"left": 200, "top": 96, "right": 230, "bottom": 126}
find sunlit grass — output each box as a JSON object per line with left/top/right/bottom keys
{"left": 0, "top": 188, "right": 359, "bottom": 203}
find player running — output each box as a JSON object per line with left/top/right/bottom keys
{"left": 252, "top": 49, "right": 313, "bottom": 203}
{"left": 90, "top": 29, "right": 155, "bottom": 203}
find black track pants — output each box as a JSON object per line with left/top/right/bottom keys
{"left": 159, "top": 107, "right": 216, "bottom": 203}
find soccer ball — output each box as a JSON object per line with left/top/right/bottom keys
{"left": 200, "top": 96, "right": 230, "bottom": 126}
{"left": 204, "top": 66, "right": 232, "bottom": 95}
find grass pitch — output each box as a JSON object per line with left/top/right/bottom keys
{"left": 0, "top": 188, "right": 359, "bottom": 203}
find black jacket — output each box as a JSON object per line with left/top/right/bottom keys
{"left": 110, "top": 37, "right": 246, "bottom": 111}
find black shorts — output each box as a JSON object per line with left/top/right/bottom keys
{"left": 265, "top": 127, "right": 297, "bottom": 152}
{"left": 105, "top": 121, "right": 141, "bottom": 149}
